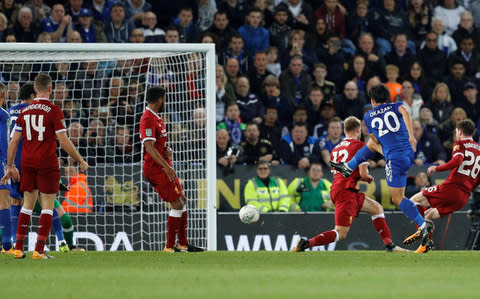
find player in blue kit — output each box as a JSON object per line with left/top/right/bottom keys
{"left": 330, "top": 84, "right": 433, "bottom": 242}
{"left": 0, "top": 83, "right": 13, "bottom": 254}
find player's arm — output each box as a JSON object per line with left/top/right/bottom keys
{"left": 366, "top": 134, "right": 383, "bottom": 155}
{"left": 427, "top": 154, "right": 463, "bottom": 176}
{"left": 57, "top": 131, "right": 89, "bottom": 172}
{"left": 143, "top": 140, "right": 177, "bottom": 181}
{"left": 1, "top": 130, "right": 21, "bottom": 183}
{"left": 358, "top": 162, "right": 373, "bottom": 183}
{"left": 398, "top": 105, "right": 417, "bottom": 152}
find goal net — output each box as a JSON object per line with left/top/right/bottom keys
{"left": 0, "top": 43, "right": 217, "bottom": 251}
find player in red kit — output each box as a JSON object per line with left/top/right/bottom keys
{"left": 293, "top": 116, "right": 407, "bottom": 252}
{"left": 140, "top": 86, "right": 203, "bottom": 253}
{"left": 404, "top": 119, "right": 480, "bottom": 253}
{"left": 1, "top": 74, "right": 89, "bottom": 259}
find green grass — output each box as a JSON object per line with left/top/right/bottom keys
{"left": 1, "top": 251, "right": 478, "bottom": 298}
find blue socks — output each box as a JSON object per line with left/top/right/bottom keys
{"left": 346, "top": 145, "right": 375, "bottom": 170}
{"left": 10, "top": 205, "right": 21, "bottom": 243}
{"left": 52, "top": 209, "right": 65, "bottom": 242}
{"left": 0, "top": 208, "right": 12, "bottom": 250}
{"left": 399, "top": 198, "right": 425, "bottom": 226}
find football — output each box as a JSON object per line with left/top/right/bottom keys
{"left": 239, "top": 205, "right": 260, "bottom": 224}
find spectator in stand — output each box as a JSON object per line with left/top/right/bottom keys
{"left": 419, "top": 106, "right": 439, "bottom": 135}
{"left": 217, "top": 0, "right": 248, "bottom": 29}
{"left": 105, "top": 2, "right": 135, "bottom": 43}
{"left": 452, "top": 11, "right": 480, "bottom": 47}
{"left": 42, "top": 4, "right": 73, "bottom": 43}
{"left": 305, "top": 86, "right": 326, "bottom": 135}
{"left": 311, "top": 116, "right": 343, "bottom": 167}
{"left": 248, "top": 51, "right": 273, "bottom": 99}
{"left": 334, "top": 80, "right": 367, "bottom": 120}
{"left": 395, "top": 80, "right": 424, "bottom": 120}
{"left": 427, "top": 82, "right": 454, "bottom": 124}
{"left": 347, "top": 0, "right": 374, "bottom": 48}
{"left": 252, "top": 0, "right": 273, "bottom": 28}
{"left": 448, "top": 35, "right": 479, "bottom": 77}
{"left": 418, "top": 32, "right": 448, "bottom": 94}
{"left": 438, "top": 107, "right": 467, "bottom": 154}
{"left": 263, "top": 74, "right": 295, "bottom": 127}
{"left": 238, "top": 7, "right": 269, "bottom": 59}
{"left": 7, "top": 81, "right": 19, "bottom": 104}
{"left": 129, "top": 27, "right": 145, "bottom": 43}
{"left": 238, "top": 122, "right": 277, "bottom": 165}
{"left": 345, "top": 54, "right": 371, "bottom": 93}
{"left": 313, "top": 101, "right": 336, "bottom": 139}
{"left": 76, "top": 8, "right": 96, "bottom": 43}
{"left": 65, "top": 0, "right": 85, "bottom": 27}
{"left": 63, "top": 98, "right": 87, "bottom": 127}
{"left": 175, "top": 6, "right": 202, "bottom": 43}
{"left": 460, "top": 81, "right": 480, "bottom": 123}
{"left": 259, "top": 105, "right": 282, "bottom": 150}
{"left": 412, "top": 119, "right": 447, "bottom": 166}
{"left": 288, "top": 162, "right": 333, "bottom": 212}
{"left": 217, "top": 102, "right": 246, "bottom": 145}
{"left": 197, "top": 0, "right": 217, "bottom": 31}
{"left": 385, "top": 33, "right": 417, "bottom": 80}
{"left": 164, "top": 25, "right": 180, "bottom": 43}
{"left": 373, "top": 0, "right": 412, "bottom": 56}
{"left": 224, "top": 57, "right": 241, "bottom": 93}
{"left": 123, "top": 0, "right": 152, "bottom": 25}
{"left": 140, "top": 11, "right": 164, "bottom": 43}
{"left": 279, "top": 55, "right": 312, "bottom": 105}
{"left": 25, "top": 0, "right": 51, "bottom": 26}
{"left": 218, "top": 34, "right": 250, "bottom": 74}
{"left": 384, "top": 64, "right": 403, "bottom": 102}
{"left": 216, "top": 128, "right": 241, "bottom": 174}
{"left": 356, "top": 32, "right": 386, "bottom": 80}
{"left": 282, "top": 0, "right": 314, "bottom": 33}
{"left": 407, "top": 0, "right": 432, "bottom": 48}
{"left": 471, "top": 0, "right": 480, "bottom": 27}
{"left": 206, "top": 11, "right": 238, "bottom": 52}
{"left": 0, "top": 12, "right": 7, "bottom": 42}
{"left": 104, "top": 76, "right": 133, "bottom": 126}
{"left": 243, "top": 160, "right": 292, "bottom": 213}
{"left": 312, "top": 18, "right": 328, "bottom": 50}
{"left": 66, "top": 30, "right": 82, "bottom": 42}
{"left": 311, "top": 63, "right": 336, "bottom": 103}
{"left": 91, "top": 0, "right": 114, "bottom": 24}
{"left": 316, "top": 32, "right": 347, "bottom": 91}
{"left": 446, "top": 59, "right": 473, "bottom": 107}
{"left": 279, "top": 123, "right": 316, "bottom": 169}
{"left": 106, "top": 125, "right": 138, "bottom": 163}
{"left": 86, "top": 118, "right": 107, "bottom": 165}
{"left": 281, "top": 104, "right": 309, "bottom": 137}
{"left": 2, "top": 0, "right": 21, "bottom": 25}
{"left": 215, "top": 64, "right": 236, "bottom": 122}
{"left": 280, "top": 29, "right": 317, "bottom": 72}
{"left": 266, "top": 46, "right": 282, "bottom": 77}
{"left": 235, "top": 76, "right": 264, "bottom": 124}
{"left": 405, "top": 171, "right": 431, "bottom": 198}
{"left": 422, "top": 17, "right": 457, "bottom": 56}
{"left": 268, "top": 4, "right": 292, "bottom": 57}
{"left": 74, "top": 60, "right": 104, "bottom": 109}
{"left": 59, "top": 121, "right": 88, "bottom": 166}
{"left": 13, "top": 6, "right": 41, "bottom": 42}
{"left": 314, "top": 0, "right": 346, "bottom": 39}
{"left": 433, "top": 0, "right": 465, "bottom": 36}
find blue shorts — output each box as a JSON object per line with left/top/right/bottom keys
{"left": 0, "top": 162, "right": 11, "bottom": 191}
{"left": 10, "top": 181, "right": 22, "bottom": 199}
{"left": 385, "top": 154, "right": 413, "bottom": 188}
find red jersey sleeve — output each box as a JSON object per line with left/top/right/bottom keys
{"left": 140, "top": 114, "right": 157, "bottom": 143}
{"left": 52, "top": 106, "right": 66, "bottom": 134}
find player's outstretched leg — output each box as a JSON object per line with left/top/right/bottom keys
{"left": 330, "top": 145, "right": 376, "bottom": 177}
{"left": 415, "top": 220, "right": 435, "bottom": 254}
{"left": 292, "top": 230, "right": 339, "bottom": 252}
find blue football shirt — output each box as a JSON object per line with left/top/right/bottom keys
{"left": 8, "top": 103, "right": 29, "bottom": 167}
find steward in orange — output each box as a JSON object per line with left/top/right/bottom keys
{"left": 62, "top": 166, "right": 93, "bottom": 213}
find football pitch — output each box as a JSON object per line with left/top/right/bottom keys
{"left": 1, "top": 251, "right": 478, "bottom": 298}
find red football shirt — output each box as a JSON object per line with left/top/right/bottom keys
{"left": 330, "top": 138, "right": 366, "bottom": 195}
{"left": 443, "top": 139, "right": 480, "bottom": 193}
{"left": 139, "top": 107, "right": 172, "bottom": 174}
{"left": 15, "top": 98, "right": 66, "bottom": 169}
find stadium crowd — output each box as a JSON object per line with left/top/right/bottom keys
{"left": 1, "top": 0, "right": 480, "bottom": 173}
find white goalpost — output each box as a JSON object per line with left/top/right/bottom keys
{"left": 0, "top": 43, "right": 217, "bottom": 251}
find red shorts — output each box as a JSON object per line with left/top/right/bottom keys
{"left": 145, "top": 172, "right": 183, "bottom": 203}
{"left": 20, "top": 167, "right": 60, "bottom": 194}
{"left": 422, "top": 183, "right": 470, "bottom": 217}
{"left": 331, "top": 189, "right": 365, "bottom": 227}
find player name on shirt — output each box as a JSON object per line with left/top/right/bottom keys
{"left": 464, "top": 142, "right": 480, "bottom": 151}
{"left": 369, "top": 105, "right": 392, "bottom": 117}
{"left": 22, "top": 103, "right": 52, "bottom": 113}
{"left": 337, "top": 140, "right": 352, "bottom": 147}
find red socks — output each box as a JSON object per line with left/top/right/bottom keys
{"left": 308, "top": 230, "right": 338, "bottom": 247}
{"left": 372, "top": 215, "right": 392, "bottom": 245}
{"left": 166, "top": 215, "right": 181, "bottom": 249}
{"left": 15, "top": 209, "right": 32, "bottom": 251}
{"left": 35, "top": 210, "right": 53, "bottom": 253}
{"left": 177, "top": 211, "right": 188, "bottom": 246}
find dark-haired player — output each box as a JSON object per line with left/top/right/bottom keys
{"left": 330, "top": 84, "right": 432, "bottom": 251}
{"left": 404, "top": 119, "right": 480, "bottom": 253}
{"left": 139, "top": 86, "right": 203, "bottom": 252}
{"left": 293, "top": 116, "right": 407, "bottom": 252}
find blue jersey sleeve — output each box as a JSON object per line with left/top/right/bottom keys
{"left": 0, "top": 109, "right": 9, "bottom": 162}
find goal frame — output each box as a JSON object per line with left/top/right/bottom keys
{"left": 0, "top": 43, "right": 217, "bottom": 251}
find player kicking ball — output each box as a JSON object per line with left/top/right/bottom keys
{"left": 403, "top": 119, "right": 480, "bottom": 253}
{"left": 330, "top": 84, "right": 433, "bottom": 253}
{"left": 140, "top": 86, "right": 203, "bottom": 253}
{"left": 293, "top": 116, "right": 407, "bottom": 252}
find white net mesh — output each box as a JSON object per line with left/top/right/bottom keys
{"left": 2, "top": 46, "right": 213, "bottom": 251}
